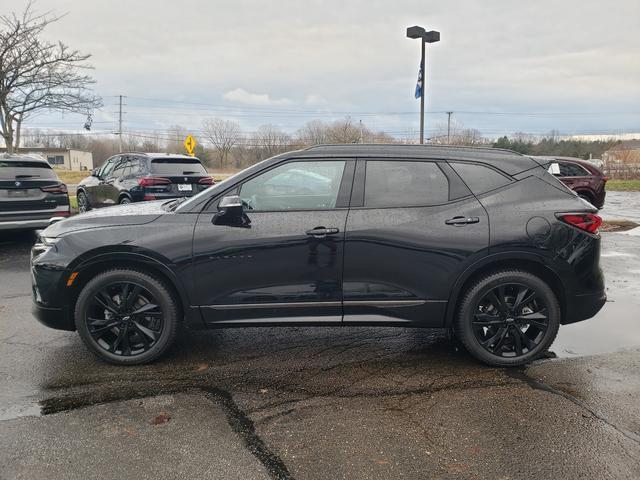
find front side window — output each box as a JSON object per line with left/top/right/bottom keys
{"left": 99, "top": 157, "right": 118, "bottom": 178}
{"left": 240, "top": 160, "right": 346, "bottom": 211}
{"left": 364, "top": 160, "right": 449, "bottom": 207}
{"left": 108, "top": 159, "right": 127, "bottom": 179}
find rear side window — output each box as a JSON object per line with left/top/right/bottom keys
{"left": 450, "top": 162, "right": 511, "bottom": 195}
{"left": 0, "top": 160, "right": 57, "bottom": 180}
{"left": 559, "top": 162, "right": 589, "bottom": 177}
{"left": 151, "top": 158, "right": 207, "bottom": 175}
{"left": 364, "top": 161, "right": 449, "bottom": 207}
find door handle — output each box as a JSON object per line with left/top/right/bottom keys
{"left": 445, "top": 216, "right": 479, "bottom": 226}
{"left": 305, "top": 226, "right": 340, "bottom": 237}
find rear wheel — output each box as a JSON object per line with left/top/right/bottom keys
{"left": 455, "top": 270, "right": 560, "bottom": 367}
{"left": 75, "top": 269, "right": 178, "bottom": 365}
{"left": 77, "top": 191, "right": 90, "bottom": 213}
{"left": 119, "top": 195, "right": 131, "bottom": 205}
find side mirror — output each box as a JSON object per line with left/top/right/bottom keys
{"left": 548, "top": 163, "right": 561, "bottom": 176}
{"left": 91, "top": 168, "right": 99, "bottom": 177}
{"left": 213, "top": 195, "right": 249, "bottom": 227}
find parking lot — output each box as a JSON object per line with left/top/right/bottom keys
{"left": 0, "top": 196, "right": 639, "bottom": 479}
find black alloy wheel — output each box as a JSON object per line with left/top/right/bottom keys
{"left": 87, "top": 282, "right": 163, "bottom": 356}
{"left": 75, "top": 269, "right": 178, "bottom": 365}
{"left": 455, "top": 270, "right": 560, "bottom": 367}
{"left": 472, "top": 283, "right": 549, "bottom": 358}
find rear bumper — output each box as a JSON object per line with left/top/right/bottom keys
{"left": 0, "top": 218, "right": 51, "bottom": 231}
{"left": 562, "top": 289, "right": 607, "bottom": 324}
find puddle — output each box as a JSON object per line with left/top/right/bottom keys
{"left": 552, "top": 295, "right": 640, "bottom": 358}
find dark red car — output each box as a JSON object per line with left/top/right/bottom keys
{"left": 541, "top": 157, "right": 607, "bottom": 209}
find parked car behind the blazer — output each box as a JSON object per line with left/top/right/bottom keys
{"left": 539, "top": 156, "right": 608, "bottom": 209}
{"left": 31, "top": 145, "right": 606, "bottom": 367}
{"left": 0, "top": 153, "right": 70, "bottom": 231}
{"left": 76, "top": 153, "right": 213, "bottom": 212}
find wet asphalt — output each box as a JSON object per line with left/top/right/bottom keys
{"left": 1, "top": 221, "right": 640, "bottom": 479}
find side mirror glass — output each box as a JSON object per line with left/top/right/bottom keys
{"left": 213, "top": 195, "right": 249, "bottom": 227}
{"left": 548, "top": 163, "right": 561, "bottom": 176}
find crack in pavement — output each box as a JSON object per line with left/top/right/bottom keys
{"left": 506, "top": 368, "right": 640, "bottom": 446}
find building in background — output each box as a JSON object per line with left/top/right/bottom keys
{"left": 0, "top": 147, "right": 94, "bottom": 171}
{"left": 602, "top": 140, "right": 640, "bottom": 179}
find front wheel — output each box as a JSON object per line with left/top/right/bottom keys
{"left": 77, "top": 191, "right": 90, "bottom": 213}
{"left": 75, "top": 269, "right": 178, "bottom": 365}
{"left": 119, "top": 196, "right": 132, "bottom": 205}
{"left": 455, "top": 270, "right": 560, "bottom": 367}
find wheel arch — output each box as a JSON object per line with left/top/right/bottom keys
{"left": 444, "top": 252, "right": 566, "bottom": 327}
{"left": 64, "top": 251, "right": 201, "bottom": 328}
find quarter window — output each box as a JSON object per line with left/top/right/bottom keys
{"left": 559, "top": 162, "right": 589, "bottom": 177}
{"left": 451, "top": 162, "right": 511, "bottom": 195}
{"left": 364, "top": 161, "right": 449, "bottom": 207}
{"left": 240, "top": 160, "right": 346, "bottom": 211}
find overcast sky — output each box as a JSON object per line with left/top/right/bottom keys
{"left": 22, "top": 0, "right": 640, "bottom": 139}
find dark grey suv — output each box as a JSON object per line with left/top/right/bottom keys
{"left": 0, "top": 154, "right": 70, "bottom": 231}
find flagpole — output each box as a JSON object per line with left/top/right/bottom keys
{"left": 420, "top": 39, "right": 425, "bottom": 144}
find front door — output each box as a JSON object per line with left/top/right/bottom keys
{"left": 342, "top": 159, "right": 489, "bottom": 326}
{"left": 191, "top": 159, "right": 354, "bottom": 325}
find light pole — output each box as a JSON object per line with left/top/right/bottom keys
{"left": 406, "top": 26, "right": 440, "bottom": 144}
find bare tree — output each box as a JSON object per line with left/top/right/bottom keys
{"left": 201, "top": 118, "right": 241, "bottom": 168}
{"left": 253, "top": 124, "right": 291, "bottom": 157}
{"left": 166, "top": 124, "right": 187, "bottom": 153}
{"left": 0, "top": 2, "right": 102, "bottom": 152}
{"left": 296, "top": 119, "right": 329, "bottom": 145}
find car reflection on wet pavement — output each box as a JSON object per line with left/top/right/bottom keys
{"left": 1, "top": 225, "right": 640, "bottom": 479}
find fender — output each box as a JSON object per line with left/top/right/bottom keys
{"left": 65, "top": 249, "right": 198, "bottom": 327}
{"left": 443, "top": 250, "right": 562, "bottom": 327}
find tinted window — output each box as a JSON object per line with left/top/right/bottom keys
{"left": 451, "top": 162, "right": 511, "bottom": 195}
{"left": 240, "top": 160, "right": 346, "bottom": 211}
{"left": 0, "top": 160, "right": 57, "bottom": 180}
{"left": 559, "top": 162, "right": 589, "bottom": 177}
{"left": 109, "top": 159, "right": 127, "bottom": 179}
{"left": 151, "top": 158, "right": 207, "bottom": 175}
{"left": 364, "top": 161, "right": 449, "bottom": 207}
{"left": 99, "top": 157, "right": 118, "bottom": 178}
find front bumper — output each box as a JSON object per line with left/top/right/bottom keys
{"left": 562, "top": 289, "right": 607, "bottom": 324}
{"left": 32, "top": 303, "right": 75, "bottom": 331}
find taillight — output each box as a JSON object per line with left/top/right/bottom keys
{"left": 40, "top": 183, "right": 68, "bottom": 194}
{"left": 198, "top": 177, "right": 214, "bottom": 185}
{"left": 559, "top": 213, "right": 602, "bottom": 234}
{"left": 603, "top": 176, "right": 609, "bottom": 182}
{"left": 138, "top": 177, "right": 171, "bottom": 187}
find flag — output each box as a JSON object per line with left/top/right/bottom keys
{"left": 414, "top": 60, "right": 424, "bottom": 99}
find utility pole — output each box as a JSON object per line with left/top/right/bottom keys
{"left": 446, "top": 111, "right": 453, "bottom": 144}
{"left": 117, "top": 95, "right": 125, "bottom": 153}
{"left": 359, "top": 119, "right": 364, "bottom": 144}
{"left": 406, "top": 26, "right": 440, "bottom": 145}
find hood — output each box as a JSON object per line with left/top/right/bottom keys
{"left": 43, "top": 200, "right": 169, "bottom": 237}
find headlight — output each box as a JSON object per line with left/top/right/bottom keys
{"left": 39, "top": 236, "right": 60, "bottom": 246}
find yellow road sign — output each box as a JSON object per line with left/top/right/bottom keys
{"left": 183, "top": 134, "right": 197, "bottom": 156}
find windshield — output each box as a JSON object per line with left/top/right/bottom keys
{"left": 151, "top": 158, "right": 207, "bottom": 175}
{"left": 0, "top": 161, "right": 58, "bottom": 180}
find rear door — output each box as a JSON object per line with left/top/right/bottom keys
{"left": 342, "top": 158, "right": 489, "bottom": 327}
{"left": 191, "top": 158, "right": 354, "bottom": 325}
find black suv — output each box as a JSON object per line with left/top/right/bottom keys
{"left": 76, "top": 153, "right": 213, "bottom": 211}
{"left": 1, "top": 154, "right": 70, "bottom": 231}
{"left": 31, "top": 145, "right": 605, "bottom": 367}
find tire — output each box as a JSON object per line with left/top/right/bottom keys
{"left": 77, "top": 191, "right": 91, "bottom": 213}
{"left": 75, "top": 269, "right": 178, "bottom": 365}
{"left": 119, "top": 195, "right": 132, "bottom": 205}
{"left": 454, "top": 269, "right": 560, "bottom": 367}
